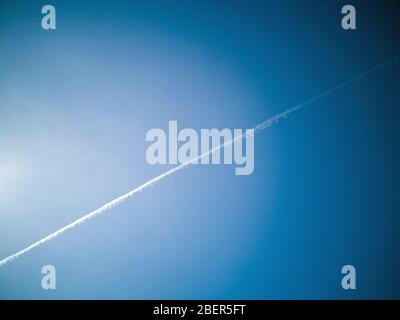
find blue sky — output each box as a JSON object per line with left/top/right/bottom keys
{"left": 0, "top": 0, "right": 400, "bottom": 299}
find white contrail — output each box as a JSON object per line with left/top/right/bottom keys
{"left": 0, "top": 56, "right": 398, "bottom": 268}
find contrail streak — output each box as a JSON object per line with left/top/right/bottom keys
{"left": 0, "top": 56, "right": 398, "bottom": 268}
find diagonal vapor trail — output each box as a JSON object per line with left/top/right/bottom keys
{"left": 0, "top": 56, "right": 398, "bottom": 268}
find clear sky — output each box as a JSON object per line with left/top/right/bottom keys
{"left": 0, "top": 0, "right": 400, "bottom": 299}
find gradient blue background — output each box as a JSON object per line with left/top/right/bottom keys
{"left": 0, "top": 0, "right": 399, "bottom": 299}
